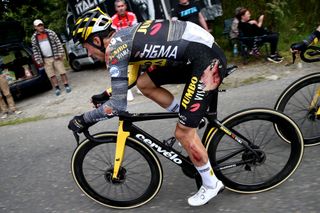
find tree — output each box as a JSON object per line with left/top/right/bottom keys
{"left": 1, "top": 0, "right": 67, "bottom": 42}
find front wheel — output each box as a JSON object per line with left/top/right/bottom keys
{"left": 275, "top": 72, "right": 320, "bottom": 146}
{"left": 71, "top": 132, "right": 163, "bottom": 209}
{"left": 206, "top": 108, "right": 304, "bottom": 193}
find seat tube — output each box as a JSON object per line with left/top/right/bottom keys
{"left": 113, "top": 120, "right": 130, "bottom": 179}
{"left": 208, "top": 90, "right": 218, "bottom": 113}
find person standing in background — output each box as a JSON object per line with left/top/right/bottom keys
{"left": 111, "top": 0, "right": 139, "bottom": 101}
{"left": 111, "top": 0, "right": 138, "bottom": 30}
{"left": 171, "top": 0, "right": 209, "bottom": 32}
{"left": 31, "top": 19, "right": 71, "bottom": 96}
{"left": 0, "top": 58, "right": 22, "bottom": 119}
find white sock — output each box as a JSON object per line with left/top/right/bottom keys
{"left": 196, "top": 161, "right": 219, "bottom": 189}
{"left": 166, "top": 98, "right": 180, "bottom": 112}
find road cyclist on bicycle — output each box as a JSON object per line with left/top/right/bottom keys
{"left": 68, "top": 7, "right": 227, "bottom": 206}
{"left": 290, "top": 25, "right": 320, "bottom": 53}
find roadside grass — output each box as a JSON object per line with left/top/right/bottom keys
{"left": 241, "top": 76, "right": 266, "bottom": 85}
{"left": 0, "top": 112, "right": 75, "bottom": 127}
{"left": 0, "top": 115, "right": 46, "bottom": 127}
{"left": 221, "top": 75, "right": 266, "bottom": 89}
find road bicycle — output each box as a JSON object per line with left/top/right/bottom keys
{"left": 71, "top": 66, "right": 304, "bottom": 209}
{"left": 275, "top": 45, "right": 320, "bottom": 146}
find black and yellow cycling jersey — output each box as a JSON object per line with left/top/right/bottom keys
{"left": 84, "top": 20, "right": 227, "bottom": 128}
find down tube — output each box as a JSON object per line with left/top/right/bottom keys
{"left": 130, "top": 125, "right": 196, "bottom": 171}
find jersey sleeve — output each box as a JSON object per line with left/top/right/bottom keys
{"left": 102, "top": 35, "right": 133, "bottom": 113}
{"left": 83, "top": 34, "right": 133, "bottom": 123}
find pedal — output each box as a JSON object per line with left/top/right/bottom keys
{"left": 163, "top": 137, "right": 176, "bottom": 147}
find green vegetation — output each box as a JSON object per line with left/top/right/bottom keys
{"left": 0, "top": 0, "right": 66, "bottom": 43}
{"left": 0, "top": 115, "right": 45, "bottom": 127}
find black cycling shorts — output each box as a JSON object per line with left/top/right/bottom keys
{"left": 147, "top": 42, "right": 227, "bottom": 128}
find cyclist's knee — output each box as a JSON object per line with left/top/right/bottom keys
{"left": 137, "top": 74, "right": 156, "bottom": 95}
{"left": 175, "top": 124, "right": 194, "bottom": 145}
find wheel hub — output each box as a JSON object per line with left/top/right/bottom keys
{"left": 307, "top": 107, "right": 317, "bottom": 121}
{"left": 242, "top": 148, "right": 266, "bottom": 167}
{"left": 104, "top": 167, "right": 127, "bottom": 184}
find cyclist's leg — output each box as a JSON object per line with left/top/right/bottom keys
{"left": 175, "top": 42, "right": 226, "bottom": 206}
{"left": 136, "top": 73, "right": 176, "bottom": 109}
{"left": 261, "top": 33, "right": 279, "bottom": 55}
{"left": 136, "top": 65, "right": 189, "bottom": 111}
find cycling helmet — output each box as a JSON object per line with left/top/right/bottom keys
{"left": 72, "top": 7, "right": 113, "bottom": 44}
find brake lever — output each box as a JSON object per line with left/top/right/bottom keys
{"left": 73, "top": 131, "right": 80, "bottom": 145}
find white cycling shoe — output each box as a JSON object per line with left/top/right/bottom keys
{"left": 188, "top": 181, "right": 224, "bottom": 207}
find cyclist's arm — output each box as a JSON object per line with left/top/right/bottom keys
{"left": 103, "top": 64, "right": 139, "bottom": 93}
{"left": 91, "top": 64, "right": 139, "bottom": 107}
{"left": 83, "top": 39, "right": 132, "bottom": 123}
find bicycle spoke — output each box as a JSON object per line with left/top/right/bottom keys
{"left": 72, "top": 136, "right": 163, "bottom": 208}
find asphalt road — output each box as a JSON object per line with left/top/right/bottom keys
{"left": 1, "top": 73, "right": 320, "bottom": 213}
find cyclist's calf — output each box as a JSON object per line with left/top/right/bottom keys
{"left": 175, "top": 123, "right": 209, "bottom": 167}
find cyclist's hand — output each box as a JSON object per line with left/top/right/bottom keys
{"left": 91, "top": 91, "right": 111, "bottom": 108}
{"left": 290, "top": 42, "right": 308, "bottom": 53}
{"left": 68, "top": 114, "right": 94, "bottom": 133}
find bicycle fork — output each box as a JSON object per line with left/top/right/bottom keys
{"left": 112, "top": 120, "right": 130, "bottom": 179}
{"left": 310, "top": 86, "right": 320, "bottom": 118}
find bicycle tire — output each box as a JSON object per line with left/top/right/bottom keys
{"left": 300, "top": 46, "right": 320, "bottom": 63}
{"left": 71, "top": 132, "right": 163, "bottom": 209}
{"left": 205, "top": 108, "right": 304, "bottom": 193}
{"left": 275, "top": 72, "right": 320, "bottom": 146}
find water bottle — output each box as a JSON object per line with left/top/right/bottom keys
{"left": 233, "top": 43, "right": 238, "bottom": 57}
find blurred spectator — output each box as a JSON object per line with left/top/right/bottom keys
{"left": 112, "top": 0, "right": 138, "bottom": 30}
{"left": 229, "top": 7, "right": 244, "bottom": 40}
{"left": 31, "top": 19, "right": 71, "bottom": 96}
{"left": 171, "top": 0, "right": 209, "bottom": 32}
{"left": 0, "top": 57, "right": 22, "bottom": 119}
{"left": 236, "top": 8, "right": 283, "bottom": 63}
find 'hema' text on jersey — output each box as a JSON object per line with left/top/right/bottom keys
{"left": 140, "top": 44, "right": 178, "bottom": 59}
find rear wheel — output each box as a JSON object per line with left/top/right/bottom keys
{"left": 71, "top": 132, "right": 163, "bottom": 209}
{"left": 206, "top": 108, "right": 304, "bottom": 193}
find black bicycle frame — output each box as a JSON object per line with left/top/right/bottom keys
{"left": 124, "top": 113, "right": 198, "bottom": 176}
{"left": 83, "top": 107, "right": 261, "bottom": 181}
{"left": 80, "top": 65, "right": 260, "bottom": 179}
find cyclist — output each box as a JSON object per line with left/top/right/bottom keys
{"left": 291, "top": 25, "right": 320, "bottom": 52}
{"left": 68, "top": 7, "right": 226, "bottom": 206}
